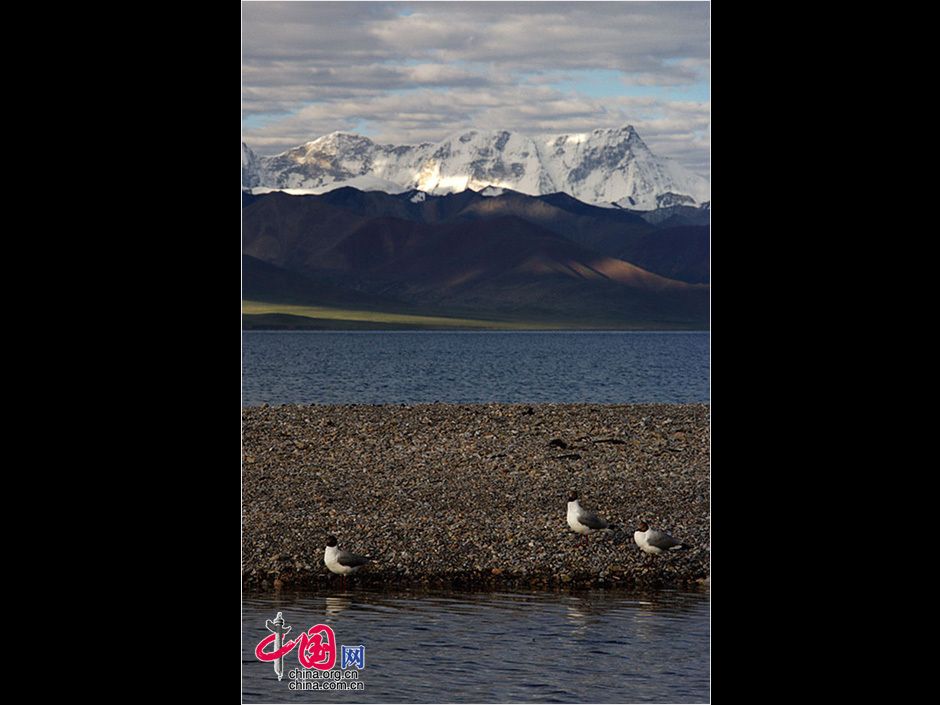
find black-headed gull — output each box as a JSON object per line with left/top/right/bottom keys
{"left": 633, "top": 521, "right": 689, "bottom": 555}
{"left": 324, "top": 535, "right": 371, "bottom": 576}
{"left": 566, "top": 491, "right": 615, "bottom": 543}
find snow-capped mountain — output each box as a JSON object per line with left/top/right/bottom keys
{"left": 241, "top": 142, "right": 261, "bottom": 188}
{"left": 241, "top": 126, "right": 709, "bottom": 210}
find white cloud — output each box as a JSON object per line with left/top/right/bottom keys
{"left": 242, "top": 1, "right": 710, "bottom": 178}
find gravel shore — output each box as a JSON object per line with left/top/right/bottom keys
{"left": 243, "top": 403, "right": 709, "bottom": 591}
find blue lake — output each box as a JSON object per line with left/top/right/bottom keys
{"left": 242, "top": 331, "right": 709, "bottom": 406}
{"left": 243, "top": 588, "right": 710, "bottom": 703}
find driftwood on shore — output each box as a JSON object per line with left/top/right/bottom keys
{"left": 243, "top": 403, "right": 710, "bottom": 590}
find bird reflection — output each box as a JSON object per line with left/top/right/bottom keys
{"left": 564, "top": 592, "right": 612, "bottom": 637}
{"left": 565, "top": 604, "right": 592, "bottom": 637}
{"left": 324, "top": 595, "right": 353, "bottom": 618}
{"left": 563, "top": 589, "right": 701, "bottom": 639}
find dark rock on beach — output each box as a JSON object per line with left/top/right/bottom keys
{"left": 242, "top": 404, "right": 709, "bottom": 591}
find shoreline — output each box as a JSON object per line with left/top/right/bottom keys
{"left": 242, "top": 317, "right": 710, "bottom": 332}
{"left": 243, "top": 403, "right": 709, "bottom": 590}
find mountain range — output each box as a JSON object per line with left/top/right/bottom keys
{"left": 242, "top": 186, "right": 710, "bottom": 329}
{"left": 242, "top": 125, "right": 709, "bottom": 211}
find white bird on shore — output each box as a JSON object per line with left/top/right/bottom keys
{"left": 633, "top": 521, "right": 689, "bottom": 555}
{"left": 324, "top": 535, "right": 371, "bottom": 576}
{"left": 566, "top": 491, "right": 615, "bottom": 543}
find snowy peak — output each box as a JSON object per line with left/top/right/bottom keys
{"left": 412, "top": 129, "right": 545, "bottom": 196}
{"left": 303, "top": 131, "right": 376, "bottom": 153}
{"left": 241, "top": 126, "right": 709, "bottom": 210}
{"left": 242, "top": 142, "right": 260, "bottom": 188}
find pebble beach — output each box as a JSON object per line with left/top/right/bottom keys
{"left": 242, "top": 403, "right": 709, "bottom": 590}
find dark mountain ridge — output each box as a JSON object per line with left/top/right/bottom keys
{"left": 242, "top": 188, "right": 710, "bottom": 328}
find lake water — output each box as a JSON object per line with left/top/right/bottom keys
{"left": 243, "top": 588, "right": 710, "bottom": 703}
{"left": 242, "top": 331, "right": 709, "bottom": 405}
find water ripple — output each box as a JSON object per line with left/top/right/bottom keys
{"left": 243, "top": 331, "right": 709, "bottom": 405}
{"left": 243, "top": 587, "right": 709, "bottom": 703}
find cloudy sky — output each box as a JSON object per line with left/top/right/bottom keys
{"left": 242, "top": 1, "right": 710, "bottom": 177}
